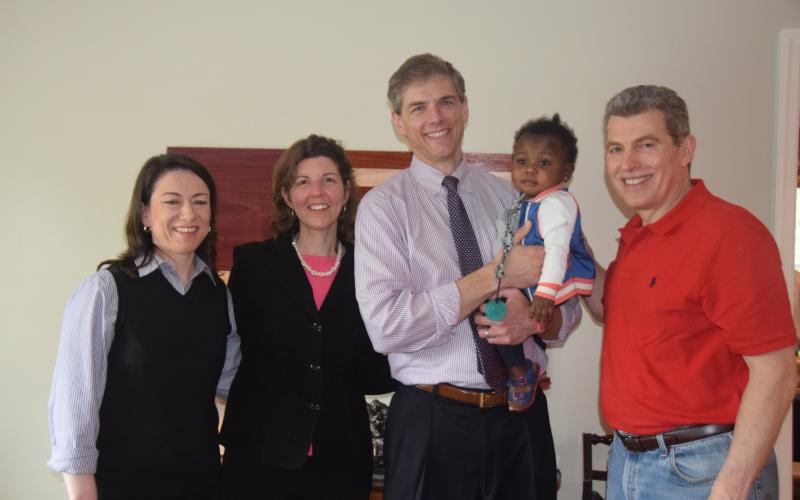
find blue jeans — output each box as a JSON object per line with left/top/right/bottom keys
{"left": 607, "top": 431, "right": 778, "bottom": 499}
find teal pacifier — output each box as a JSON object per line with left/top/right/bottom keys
{"left": 485, "top": 298, "right": 507, "bottom": 321}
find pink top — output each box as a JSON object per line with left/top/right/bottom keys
{"left": 301, "top": 255, "right": 338, "bottom": 309}
{"left": 300, "top": 255, "right": 338, "bottom": 457}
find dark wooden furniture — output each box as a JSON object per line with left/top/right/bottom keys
{"left": 582, "top": 433, "right": 613, "bottom": 500}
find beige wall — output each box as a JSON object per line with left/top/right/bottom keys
{"left": 2, "top": 1, "right": 799, "bottom": 498}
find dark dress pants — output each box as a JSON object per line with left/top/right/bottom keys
{"left": 383, "top": 384, "right": 556, "bottom": 500}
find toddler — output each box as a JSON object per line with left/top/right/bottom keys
{"left": 492, "top": 114, "right": 595, "bottom": 411}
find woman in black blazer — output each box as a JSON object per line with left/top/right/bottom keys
{"left": 221, "top": 135, "right": 395, "bottom": 499}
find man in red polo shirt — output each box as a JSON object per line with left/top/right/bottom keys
{"left": 583, "top": 85, "right": 797, "bottom": 499}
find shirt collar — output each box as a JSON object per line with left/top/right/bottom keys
{"left": 531, "top": 184, "right": 567, "bottom": 203}
{"left": 620, "top": 179, "right": 711, "bottom": 239}
{"left": 135, "top": 253, "right": 217, "bottom": 285}
{"left": 408, "top": 154, "right": 472, "bottom": 194}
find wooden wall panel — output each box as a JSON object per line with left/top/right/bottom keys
{"left": 168, "top": 146, "right": 510, "bottom": 270}
{"left": 168, "top": 147, "right": 281, "bottom": 270}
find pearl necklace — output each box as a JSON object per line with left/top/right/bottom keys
{"left": 291, "top": 235, "right": 344, "bottom": 277}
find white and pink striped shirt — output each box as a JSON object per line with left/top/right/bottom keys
{"left": 355, "top": 156, "right": 580, "bottom": 389}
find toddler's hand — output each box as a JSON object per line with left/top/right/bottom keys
{"left": 529, "top": 296, "right": 555, "bottom": 330}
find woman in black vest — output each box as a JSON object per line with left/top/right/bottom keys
{"left": 48, "top": 154, "right": 241, "bottom": 500}
{"left": 220, "top": 135, "right": 396, "bottom": 499}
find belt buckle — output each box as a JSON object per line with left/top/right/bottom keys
{"left": 617, "top": 431, "right": 643, "bottom": 452}
{"left": 479, "top": 392, "right": 489, "bottom": 409}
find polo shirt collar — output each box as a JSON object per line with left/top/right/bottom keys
{"left": 620, "top": 179, "right": 710, "bottom": 239}
{"left": 409, "top": 154, "right": 473, "bottom": 194}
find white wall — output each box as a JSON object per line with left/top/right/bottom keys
{"left": 2, "top": 1, "right": 798, "bottom": 498}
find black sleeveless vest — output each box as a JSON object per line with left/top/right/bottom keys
{"left": 95, "top": 268, "right": 229, "bottom": 499}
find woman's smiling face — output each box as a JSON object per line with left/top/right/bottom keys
{"left": 283, "top": 156, "right": 349, "bottom": 236}
{"left": 142, "top": 169, "right": 211, "bottom": 264}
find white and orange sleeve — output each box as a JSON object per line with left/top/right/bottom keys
{"left": 532, "top": 191, "right": 578, "bottom": 300}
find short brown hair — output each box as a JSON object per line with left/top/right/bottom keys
{"left": 604, "top": 85, "right": 690, "bottom": 145}
{"left": 387, "top": 53, "right": 466, "bottom": 114}
{"left": 272, "top": 134, "right": 357, "bottom": 242}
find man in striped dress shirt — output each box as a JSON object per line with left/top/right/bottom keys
{"left": 354, "top": 53, "right": 581, "bottom": 500}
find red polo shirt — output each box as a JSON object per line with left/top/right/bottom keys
{"left": 600, "top": 180, "right": 796, "bottom": 435}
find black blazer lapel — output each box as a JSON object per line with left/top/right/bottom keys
{"left": 275, "top": 237, "right": 319, "bottom": 318}
{"left": 317, "top": 242, "right": 354, "bottom": 315}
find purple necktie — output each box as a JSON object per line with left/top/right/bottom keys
{"left": 442, "top": 175, "right": 507, "bottom": 392}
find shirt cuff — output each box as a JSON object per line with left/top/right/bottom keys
{"left": 547, "top": 296, "right": 581, "bottom": 344}
{"left": 48, "top": 446, "right": 98, "bottom": 474}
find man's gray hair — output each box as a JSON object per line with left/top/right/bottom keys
{"left": 603, "top": 85, "right": 690, "bottom": 145}
{"left": 387, "top": 53, "right": 466, "bottom": 114}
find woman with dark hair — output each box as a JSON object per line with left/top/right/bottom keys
{"left": 48, "top": 154, "right": 241, "bottom": 500}
{"left": 220, "top": 135, "right": 395, "bottom": 499}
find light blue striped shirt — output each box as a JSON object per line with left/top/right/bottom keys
{"left": 47, "top": 254, "right": 241, "bottom": 474}
{"left": 355, "top": 156, "right": 580, "bottom": 389}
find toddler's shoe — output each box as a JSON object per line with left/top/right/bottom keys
{"left": 507, "top": 360, "right": 540, "bottom": 412}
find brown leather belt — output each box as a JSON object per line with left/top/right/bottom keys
{"left": 416, "top": 384, "right": 506, "bottom": 409}
{"left": 617, "top": 424, "right": 734, "bottom": 452}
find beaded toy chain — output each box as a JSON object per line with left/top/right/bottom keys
{"left": 485, "top": 193, "right": 527, "bottom": 321}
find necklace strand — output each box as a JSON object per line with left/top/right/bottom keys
{"left": 291, "top": 235, "right": 344, "bottom": 277}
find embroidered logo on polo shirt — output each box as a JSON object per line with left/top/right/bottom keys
{"left": 649, "top": 276, "right": 657, "bottom": 287}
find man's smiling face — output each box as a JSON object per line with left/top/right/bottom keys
{"left": 391, "top": 74, "right": 468, "bottom": 175}
{"left": 605, "top": 109, "right": 695, "bottom": 224}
